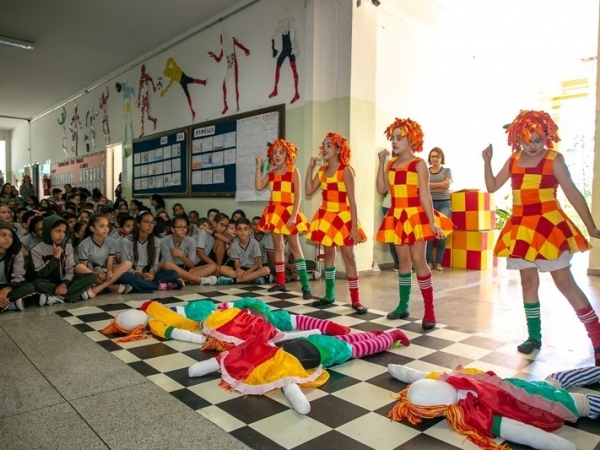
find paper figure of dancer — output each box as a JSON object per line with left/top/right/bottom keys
{"left": 137, "top": 64, "right": 157, "bottom": 137}
{"left": 160, "top": 57, "right": 206, "bottom": 121}
{"left": 208, "top": 30, "right": 250, "bottom": 115}
{"left": 268, "top": 17, "right": 300, "bottom": 104}
{"left": 99, "top": 87, "right": 110, "bottom": 144}
{"left": 115, "top": 82, "right": 135, "bottom": 145}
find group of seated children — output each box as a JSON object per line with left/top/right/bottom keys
{"left": 1, "top": 200, "right": 320, "bottom": 312}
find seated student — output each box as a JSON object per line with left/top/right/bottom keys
{"left": 60, "top": 212, "right": 78, "bottom": 235}
{"left": 129, "top": 199, "right": 142, "bottom": 218}
{"left": 63, "top": 202, "right": 78, "bottom": 215}
{"left": 26, "top": 195, "right": 40, "bottom": 211}
{"left": 195, "top": 213, "right": 230, "bottom": 271}
{"left": 160, "top": 215, "right": 218, "bottom": 285}
{"left": 78, "top": 209, "right": 91, "bottom": 224}
{"left": 71, "top": 221, "right": 86, "bottom": 261}
{"left": 114, "top": 213, "right": 134, "bottom": 264}
{"left": 0, "top": 222, "right": 36, "bottom": 312}
{"left": 218, "top": 217, "right": 270, "bottom": 285}
{"left": 251, "top": 216, "right": 275, "bottom": 277}
{"left": 188, "top": 210, "right": 200, "bottom": 227}
{"left": 21, "top": 215, "right": 44, "bottom": 256}
{"left": 117, "top": 212, "right": 181, "bottom": 293}
{"left": 206, "top": 208, "right": 219, "bottom": 222}
{"left": 172, "top": 203, "right": 185, "bottom": 217}
{"left": 75, "top": 215, "right": 133, "bottom": 296}
{"left": 230, "top": 209, "right": 246, "bottom": 223}
{"left": 20, "top": 210, "right": 40, "bottom": 240}
{"left": 48, "top": 188, "right": 65, "bottom": 212}
{"left": 0, "top": 204, "right": 14, "bottom": 230}
{"left": 14, "top": 207, "right": 27, "bottom": 236}
{"left": 30, "top": 215, "right": 96, "bottom": 305}
{"left": 154, "top": 216, "right": 171, "bottom": 238}
{"left": 98, "top": 206, "right": 120, "bottom": 239}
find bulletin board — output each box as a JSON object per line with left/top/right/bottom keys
{"left": 190, "top": 104, "right": 285, "bottom": 198}
{"left": 50, "top": 151, "right": 107, "bottom": 193}
{"left": 132, "top": 127, "right": 189, "bottom": 197}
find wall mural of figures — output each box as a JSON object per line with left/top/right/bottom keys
{"left": 99, "top": 87, "right": 111, "bottom": 144}
{"left": 160, "top": 57, "right": 206, "bottom": 121}
{"left": 208, "top": 30, "right": 250, "bottom": 115}
{"left": 138, "top": 64, "right": 158, "bottom": 137}
{"left": 57, "top": 106, "right": 68, "bottom": 156}
{"left": 69, "top": 104, "right": 82, "bottom": 155}
{"left": 85, "top": 102, "right": 99, "bottom": 153}
{"left": 115, "top": 81, "right": 135, "bottom": 145}
{"left": 269, "top": 17, "right": 300, "bottom": 104}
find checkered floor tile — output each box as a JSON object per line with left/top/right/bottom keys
{"left": 57, "top": 286, "right": 600, "bottom": 450}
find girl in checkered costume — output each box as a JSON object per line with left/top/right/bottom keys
{"left": 255, "top": 139, "right": 315, "bottom": 299}
{"left": 305, "top": 132, "right": 368, "bottom": 314}
{"left": 483, "top": 110, "right": 600, "bottom": 363}
{"left": 376, "top": 118, "right": 452, "bottom": 329}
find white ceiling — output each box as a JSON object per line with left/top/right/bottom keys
{"left": 0, "top": 0, "right": 246, "bottom": 131}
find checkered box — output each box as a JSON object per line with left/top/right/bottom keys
{"left": 451, "top": 190, "right": 496, "bottom": 231}
{"left": 441, "top": 233, "right": 452, "bottom": 267}
{"left": 450, "top": 230, "right": 499, "bottom": 270}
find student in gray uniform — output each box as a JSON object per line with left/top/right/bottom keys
{"left": 117, "top": 211, "right": 181, "bottom": 293}
{"left": 75, "top": 215, "right": 133, "bottom": 296}
{"left": 251, "top": 216, "right": 275, "bottom": 274}
{"left": 30, "top": 215, "right": 96, "bottom": 304}
{"left": 0, "top": 222, "right": 37, "bottom": 312}
{"left": 20, "top": 215, "right": 44, "bottom": 256}
{"left": 218, "top": 217, "right": 270, "bottom": 285}
{"left": 160, "top": 215, "right": 217, "bottom": 285}
{"left": 114, "top": 213, "right": 134, "bottom": 264}
{"left": 99, "top": 206, "right": 121, "bottom": 239}
{"left": 195, "top": 213, "right": 229, "bottom": 269}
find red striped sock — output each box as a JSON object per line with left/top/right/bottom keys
{"left": 275, "top": 261, "right": 285, "bottom": 286}
{"left": 348, "top": 276, "right": 360, "bottom": 304}
{"left": 576, "top": 304, "right": 600, "bottom": 349}
{"left": 417, "top": 273, "right": 435, "bottom": 323}
{"left": 337, "top": 332, "right": 379, "bottom": 343}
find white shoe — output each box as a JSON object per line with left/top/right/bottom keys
{"left": 309, "top": 271, "right": 321, "bottom": 280}
{"left": 200, "top": 276, "right": 218, "bottom": 286}
{"left": 14, "top": 298, "right": 24, "bottom": 311}
{"left": 122, "top": 284, "right": 133, "bottom": 294}
{"left": 39, "top": 294, "right": 48, "bottom": 306}
{"left": 80, "top": 290, "right": 89, "bottom": 300}
{"left": 45, "top": 295, "right": 65, "bottom": 305}
{"left": 2, "top": 302, "right": 17, "bottom": 311}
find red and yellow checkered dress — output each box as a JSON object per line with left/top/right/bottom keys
{"left": 258, "top": 166, "right": 309, "bottom": 235}
{"left": 376, "top": 157, "right": 454, "bottom": 245}
{"left": 306, "top": 164, "right": 367, "bottom": 247}
{"left": 495, "top": 150, "right": 590, "bottom": 261}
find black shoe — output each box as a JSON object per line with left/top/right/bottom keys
{"left": 312, "top": 297, "right": 334, "bottom": 307}
{"left": 421, "top": 320, "right": 436, "bottom": 330}
{"left": 268, "top": 284, "right": 287, "bottom": 293}
{"left": 386, "top": 310, "right": 409, "bottom": 320}
{"left": 302, "top": 289, "right": 314, "bottom": 300}
{"left": 517, "top": 338, "right": 541, "bottom": 354}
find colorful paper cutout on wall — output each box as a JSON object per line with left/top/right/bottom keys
{"left": 69, "top": 104, "right": 82, "bottom": 155}
{"left": 85, "top": 102, "right": 99, "bottom": 153}
{"left": 208, "top": 30, "right": 250, "bottom": 115}
{"left": 269, "top": 17, "right": 300, "bottom": 104}
{"left": 57, "top": 106, "right": 68, "bottom": 156}
{"left": 99, "top": 87, "right": 111, "bottom": 145}
{"left": 160, "top": 57, "right": 206, "bottom": 121}
{"left": 115, "top": 82, "right": 135, "bottom": 145}
{"left": 138, "top": 64, "right": 158, "bottom": 137}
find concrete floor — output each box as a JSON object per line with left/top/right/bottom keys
{"left": 2, "top": 253, "right": 599, "bottom": 449}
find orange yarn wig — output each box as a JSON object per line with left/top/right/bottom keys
{"left": 384, "top": 118, "right": 425, "bottom": 153}
{"left": 321, "top": 132, "right": 351, "bottom": 165}
{"left": 266, "top": 139, "right": 298, "bottom": 165}
{"left": 505, "top": 110, "right": 560, "bottom": 152}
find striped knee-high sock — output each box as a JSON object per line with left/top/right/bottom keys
{"left": 417, "top": 273, "right": 435, "bottom": 323}
{"left": 391, "top": 272, "right": 411, "bottom": 314}
{"left": 337, "top": 331, "right": 379, "bottom": 344}
{"left": 348, "top": 276, "right": 360, "bottom": 305}
{"left": 275, "top": 261, "right": 286, "bottom": 286}
{"left": 350, "top": 332, "right": 394, "bottom": 358}
{"left": 547, "top": 366, "right": 600, "bottom": 389}
{"left": 294, "top": 314, "right": 349, "bottom": 335}
{"left": 588, "top": 394, "right": 600, "bottom": 419}
{"left": 295, "top": 258, "right": 310, "bottom": 291}
{"left": 324, "top": 267, "right": 336, "bottom": 300}
{"left": 524, "top": 301, "right": 542, "bottom": 342}
{"left": 575, "top": 304, "right": 600, "bottom": 349}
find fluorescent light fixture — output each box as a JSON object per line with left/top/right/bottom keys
{"left": 0, "top": 35, "right": 35, "bottom": 50}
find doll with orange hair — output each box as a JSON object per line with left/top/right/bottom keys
{"left": 255, "top": 139, "right": 314, "bottom": 299}
{"left": 483, "top": 110, "right": 600, "bottom": 362}
{"left": 305, "top": 132, "right": 368, "bottom": 314}
{"left": 376, "top": 118, "right": 453, "bottom": 329}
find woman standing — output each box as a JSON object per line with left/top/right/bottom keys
{"left": 19, "top": 175, "right": 35, "bottom": 203}
{"left": 426, "top": 147, "right": 452, "bottom": 271}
